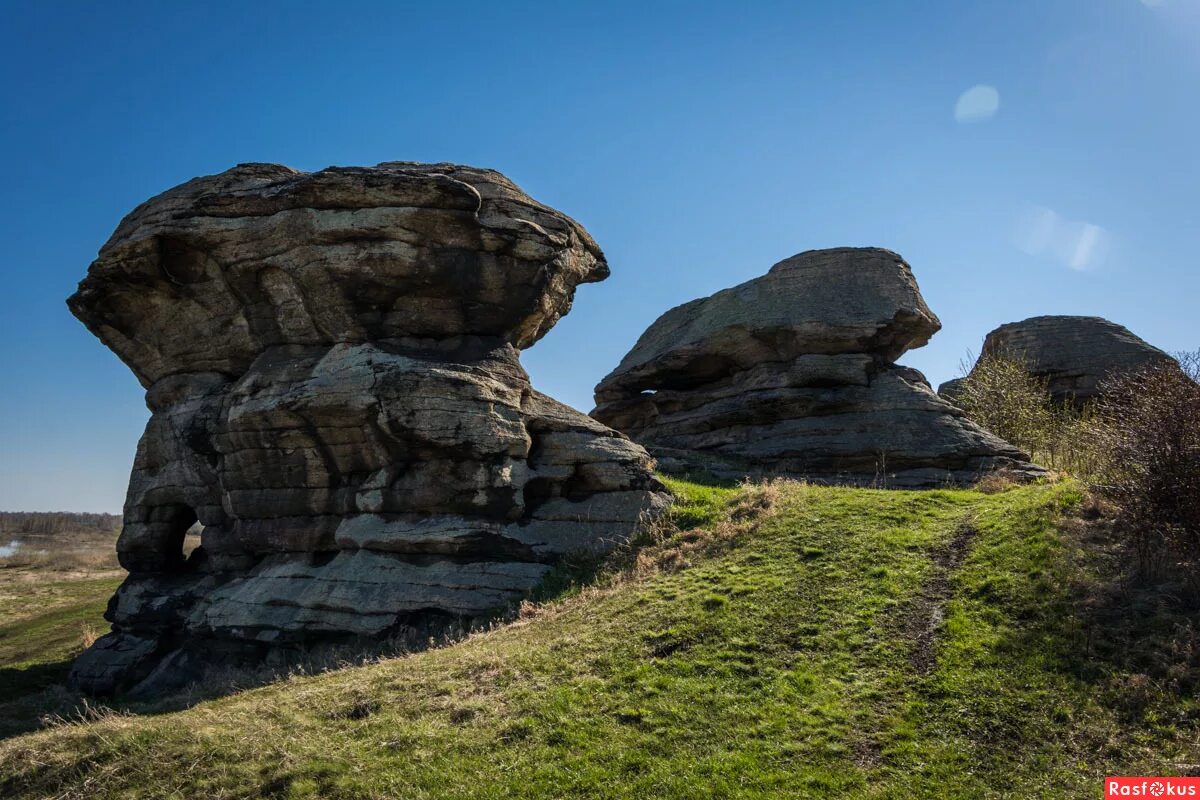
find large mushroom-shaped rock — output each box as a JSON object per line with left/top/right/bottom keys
{"left": 942, "top": 315, "right": 1175, "bottom": 407}
{"left": 68, "top": 162, "right": 667, "bottom": 695}
{"left": 593, "top": 247, "right": 1043, "bottom": 487}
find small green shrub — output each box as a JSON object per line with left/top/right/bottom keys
{"left": 953, "top": 351, "right": 1107, "bottom": 479}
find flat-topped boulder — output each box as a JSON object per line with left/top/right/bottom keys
{"left": 595, "top": 247, "right": 940, "bottom": 401}
{"left": 68, "top": 162, "right": 667, "bottom": 696}
{"left": 68, "top": 162, "right": 608, "bottom": 386}
{"left": 593, "top": 248, "right": 1043, "bottom": 487}
{"left": 945, "top": 315, "right": 1175, "bottom": 406}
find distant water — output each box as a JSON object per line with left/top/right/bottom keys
{"left": 0, "top": 539, "right": 21, "bottom": 557}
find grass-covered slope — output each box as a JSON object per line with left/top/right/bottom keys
{"left": 0, "top": 570, "right": 121, "bottom": 715}
{"left": 2, "top": 479, "right": 1198, "bottom": 799}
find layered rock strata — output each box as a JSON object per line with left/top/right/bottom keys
{"left": 68, "top": 162, "right": 667, "bottom": 695}
{"left": 939, "top": 315, "right": 1175, "bottom": 407}
{"left": 593, "top": 247, "right": 1043, "bottom": 487}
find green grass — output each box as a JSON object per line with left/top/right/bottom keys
{"left": 0, "top": 570, "right": 122, "bottom": 734}
{"left": 0, "top": 572, "right": 121, "bottom": 672}
{"left": 1, "top": 479, "right": 1197, "bottom": 798}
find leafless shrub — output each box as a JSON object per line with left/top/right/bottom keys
{"left": 956, "top": 348, "right": 1200, "bottom": 594}
{"left": 1094, "top": 354, "right": 1200, "bottom": 589}
{"left": 1178, "top": 350, "right": 1200, "bottom": 381}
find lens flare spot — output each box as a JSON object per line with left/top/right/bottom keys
{"left": 954, "top": 85, "right": 1000, "bottom": 123}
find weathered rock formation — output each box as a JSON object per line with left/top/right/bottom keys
{"left": 592, "top": 247, "right": 1043, "bottom": 487}
{"left": 939, "top": 315, "right": 1175, "bottom": 407}
{"left": 936, "top": 376, "right": 967, "bottom": 406}
{"left": 68, "top": 162, "right": 668, "bottom": 695}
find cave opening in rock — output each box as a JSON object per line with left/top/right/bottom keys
{"left": 152, "top": 502, "right": 199, "bottom": 572}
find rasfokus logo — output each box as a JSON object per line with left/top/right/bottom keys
{"left": 1106, "top": 777, "right": 1200, "bottom": 798}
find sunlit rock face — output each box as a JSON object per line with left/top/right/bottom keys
{"left": 67, "top": 162, "right": 667, "bottom": 695}
{"left": 592, "top": 247, "right": 1044, "bottom": 487}
{"left": 941, "top": 315, "right": 1176, "bottom": 408}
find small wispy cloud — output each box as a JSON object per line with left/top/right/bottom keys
{"left": 1013, "top": 206, "right": 1110, "bottom": 271}
{"left": 954, "top": 85, "right": 1000, "bottom": 123}
{"left": 1068, "top": 223, "right": 1105, "bottom": 271}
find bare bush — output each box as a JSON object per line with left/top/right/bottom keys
{"left": 1095, "top": 354, "right": 1200, "bottom": 587}
{"left": 958, "top": 347, "right": 1200, "bottom": 594}
{"left": 1177, "top": 349, "right": 1200, "bottom": 384}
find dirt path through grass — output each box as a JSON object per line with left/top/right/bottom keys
{"left": 905, "top": 519, "right": 979, "bottom": 675}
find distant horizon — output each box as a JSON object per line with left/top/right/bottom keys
{"left": 3, "top": 0, "right": 1198, "bottom": 513}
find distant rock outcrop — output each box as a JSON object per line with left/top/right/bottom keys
{"left": 592, "top": 247, "right": 1043, "bottom": 487}
{"left": 940, "top": 315, "right": 1174, "bottom": 407}
{"left": 67, "top": 162, "right": 668, "bottom": 695}
{"left": 936, "top": 377, "right": 967, "bottom": 406}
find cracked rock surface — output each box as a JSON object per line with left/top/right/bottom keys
{"left": 592, "top": 247, "right": 1044, "bottom": 487}
{"left": 68, "top": 162, "right": 667, "bottom": 695}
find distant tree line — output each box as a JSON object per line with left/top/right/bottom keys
{"left": 0, "top": 511, "right": 121, "bottom": 536}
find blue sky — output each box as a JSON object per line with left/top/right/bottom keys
{"left": 1, "top": 1, "right": 1197, "bottom": 513}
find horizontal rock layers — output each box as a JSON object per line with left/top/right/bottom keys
{"left": 68, "top": 163, "right": 667, "bottom": 695}
{"left": 940, "top": 315, "right": 1175, "bottom": 407}
{"left": 593, "top": 247, "right": 1043, "bottom": 487}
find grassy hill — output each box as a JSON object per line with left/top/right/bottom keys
{"left": 2, "top": 477, "right": 1197, "bottom": 798}
{"left": 0, "top": 568, "right": 123, "bottom": 733}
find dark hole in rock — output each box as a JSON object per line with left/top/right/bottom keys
{"left": 637, "top": 354, "right": 737, "bottom": 392}
{"left": 522, "top": 477, "right": 557, "bottom": 513}
{"left": 560, "top": 472, "right": 594, "bottom": 502}
{"left": 150, "top": 503, "right": 198, "bottom": 573}
{"left": 310, "top": 551, "right": 339, "bottom": 568}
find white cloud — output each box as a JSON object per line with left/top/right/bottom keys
{"left": 1014, "top": 206, "right": 1058, "bottom": 254}
{"left": 1069, "top": 223, "right": 1105, "bottom": 271}
{"left": 1013, "top": 206, "right": 1109, "bottom": 271}
{"left": 954, "top": 85, "right": 1000, "bottom": 123}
